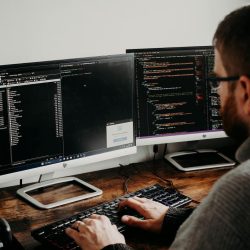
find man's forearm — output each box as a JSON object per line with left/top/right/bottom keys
{"left": 161, "top": 206, "right": 194, "bottom": 244}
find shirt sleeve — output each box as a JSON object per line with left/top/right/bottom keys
{"left": 101, "top": 243, "right": 135, "bottom": 250}
{"left": 161, "top": 206, "right": 194, "bottom": 244}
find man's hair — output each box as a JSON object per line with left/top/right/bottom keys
{"left": 213, "top": 5, "right": 250, "bottom": 76}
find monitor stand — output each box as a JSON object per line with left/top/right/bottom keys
{"left": 17, "top": 173, "right": 103, "bottom": 209}
{"left": 165, "top": 148, "right": 236, "bottom": 171}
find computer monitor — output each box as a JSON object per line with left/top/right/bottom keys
{"left": 126, "top": 46, "right": 236, "bottom": 171}
{"left": 126, "top": 46, "right": 227, "bottom": 146}
{"left": 0, "top": 54, "right": 136, "bottom": 208}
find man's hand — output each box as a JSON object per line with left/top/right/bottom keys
{"left": 119, "top": 196, "right": 169, "bottom": 233}
{"left": 65, "top": 214, "right": 125, "bottom": 250}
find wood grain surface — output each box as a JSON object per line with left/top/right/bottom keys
{"left": 0, "top": 159, "right": 233, "bottom": 250}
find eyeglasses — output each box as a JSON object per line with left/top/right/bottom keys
{"left": 206, "top": 74, "right": 240, "bottom": 90}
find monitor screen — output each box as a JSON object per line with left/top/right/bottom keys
{"left": 0, "top": 54, "right": 136, "bottom": 183}
{"left": 127, "top": 46, "right": 226, "bottom": 146}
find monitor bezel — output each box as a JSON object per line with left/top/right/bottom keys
{"left": 0, "top": 146, "right": 137, "bottom": 185}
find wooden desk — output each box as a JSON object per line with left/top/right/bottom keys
{"left": 0, "top": 159, "right": 233, "bottom": 250}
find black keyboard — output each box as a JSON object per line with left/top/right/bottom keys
{"left": 31, "top": 184, "right": 191, "bottom": 249}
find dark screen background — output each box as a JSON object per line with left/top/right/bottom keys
{"left": 10, "top": 83, "right": 63, "bottom": 162}
{"left": 0, "top": 88, "right": 11, "bottom": 166}
{"left": 61, "top": 60, "right": 133, "bottom": 156}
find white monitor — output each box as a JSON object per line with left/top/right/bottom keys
{"left": 0, "top": 54, "right": 136, "bottom": 207}
{"left": 127, "top": 46, "right": 227, "bottom": 146}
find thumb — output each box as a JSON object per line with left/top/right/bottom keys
{"left": 121, "top": 215, "right": 150, "bottom": 230}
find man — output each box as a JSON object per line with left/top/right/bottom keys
{"left": 65, "top": 5, "right": 250, "bottom": 250}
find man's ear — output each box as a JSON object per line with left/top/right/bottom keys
{"left": 239, "top": 75, "right": 250, "bottom": 115}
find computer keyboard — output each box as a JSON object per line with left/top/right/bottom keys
{"left": 31, "top": 184, "right": 192, "bottom": 249}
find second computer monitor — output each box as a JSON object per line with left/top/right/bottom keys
{"left": 127, "top": 46, "right": 226, "bottom": 146}
{"left": 0, "top": 54, "right": 136, "bottom": 185}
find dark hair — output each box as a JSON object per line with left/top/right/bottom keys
{"left": 213, "top": 5, "right": 250, "bottom": 76}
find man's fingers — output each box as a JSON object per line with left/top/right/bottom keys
{"left": 89, "top": 214, "right": 110, "bottom": 223}
{"left": 89, "top": 213, "right": 101, "bottom": 219}
{"left": 133, "top": 196, "right": 149, "bottom": 203}
{"left": 121, "top": 215, "right": 150, "bottom": 230}
{"left": 71, "top": 220, "right": 87, "bottom": 232}
{"left": 119, "top": 197, "right": 147, "bottom": 216}
{"left": 65, "top": 227, "right": 81, "bottom": 243}
{"left": 66, "top": 227, "right": 89, "bottom": 247}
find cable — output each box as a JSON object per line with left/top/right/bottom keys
{"left": 153, "top": 144, "right": 158, "bottom": 161}
{"left": 118, "top": 162, "right": 200, "bottom": 207}
{"left": 163, "top": 143, "right": 168, "bottom": 158}
{"left": 129, "top": 161, "right": 175, "bottom": 189}
{"left": 118, "top": 164, "right": 135, "bottom": 194}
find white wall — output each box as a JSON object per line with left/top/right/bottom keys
{"left": 0, "top": 0, "right": 248, "bottom": 187}
{"left": 0, "top": 0, "right": 248, "bottom": 65}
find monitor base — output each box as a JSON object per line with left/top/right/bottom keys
{"left": 165, "top": 149, "right": 236, "bottom": 171}
{"left": 17, "top": 176, "right": 103, "bottom": 209}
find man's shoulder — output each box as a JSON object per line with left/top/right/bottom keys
{"left": 216, "top": 159, "right": 250, "bottom": 188}
{"left": 210, "top": 160, "right": 250, "bottom": 204}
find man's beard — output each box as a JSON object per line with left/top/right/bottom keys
{"left": 221, "top": 93, "right": 249, "bottom": 145}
